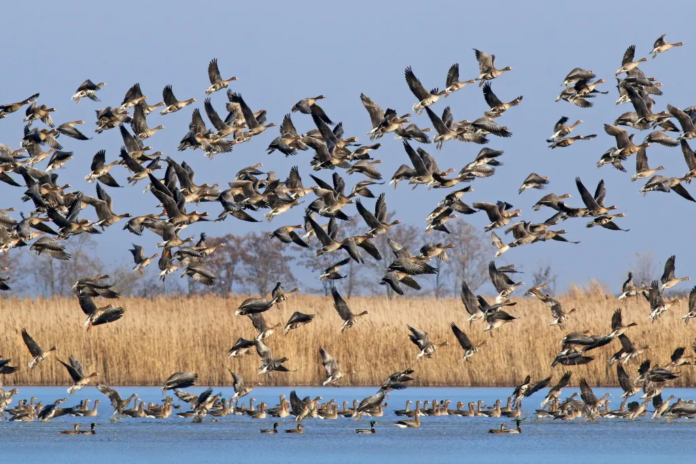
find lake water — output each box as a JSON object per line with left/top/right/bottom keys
{"left": 1, "top": 386, "right": 695, "bottom": 463}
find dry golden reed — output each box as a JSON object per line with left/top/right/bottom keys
{"left": 1, "top": 291, "right": 694, "bottom": 387}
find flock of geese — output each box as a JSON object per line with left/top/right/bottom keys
{"left": 1, "top": 34, "right": 695, "bottom": 436}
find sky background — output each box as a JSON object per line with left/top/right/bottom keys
{"left": 1, "top": 0, "right": 695, "bottom": 294}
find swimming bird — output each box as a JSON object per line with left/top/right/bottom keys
{"left": 260, "top": 422, "right": 280, "bottom": 434}
{"left": 356, "top": 420, "right": 376, "bottom": 434}
{"left": 489, "top": 419, "right": 522, "bottom": 434}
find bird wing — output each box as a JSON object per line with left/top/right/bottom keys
{"left": 575, "top": 177, "right": 600, "bottom": 209}
{"left": 58, "top": 358, "right": 82, "bottom": 382}
{"left": 375, "top": 193, "right": 388, "bottom": 224}
{"left": 668, "top": 104, "right": 695, "bottom": 133}
{"left": 450, "top": 322, "right": 473, "bottom": 350}
{"left": 611, "top": 308, "right": 622, "bottom": 331}
{"left": 77, "top": 294, "right": 98, "bottom": 316}
{"left": 97, "top": 384, "right": 123, "bottom": 406}
{"left": 672, "top": 184, "right": 696, "bottom": 203}
{"left": 622, "top": 45, "right": 636, "bottom": 66}
{"left": 446, "top": 63, "right": 460, "bottom": 87}
{"left": 579, "top": 378, "right": 598, "bottom": 406}
{"left": 162, "top": 85, "right": 178, "bottom": 106}
{"left": 404, "top": 66, "right": 430, "bottom": 101}
{"left": 360, "top": 94, "right": 385, "bottom": 128}
{"left": 460, "top": 280, "right": 480, "bottom": 315}
{"left": 618, "top": 334, "right": 635, "bottom": 352}
{"left": 208, "top": 58, "right": 222, "bottom": 84}
{"left": 593, "top": 180, "right": 607, "bottom": 207}
{"left": 482, "top": 83, "right": 503, "bottom": 108}
{"left": 356, "top": 199, "right": 382, "bottom": 229}
{"left": 681, "top": 140, "right": 696, "bottom": 171}
{"left": 472, "top": 202, "right": 501, "bottom": 222}
{"left": 661, "top": 255, "right": 676, "bottom": 283}
{"left": 21, "top": 329, "right": 43, "bottom": 357}
{"left": 403, "top": 141, "right": 428, "bottom": 175}
{"left": 525, "top": 377, "right": 552, "bottom": 397}
{"left": 331, "top": 286, "right": 353, "bottom": 321}
{"left": 248, "top": 312, "right": 269, "bottom": 333}
{"left": 616, "top": 364, "right": 633, "bottom": 393}
{"left": 474, "top": 49, "right": 494, "bottom": 73}
{"left": 553, "top": 116, "right": 569, "bottom": 132}
{"left": 229, "top": 93, "right": 259, "bottom": 129}
{"left": 424, "top": 106, "right": 450, "bottom": 135}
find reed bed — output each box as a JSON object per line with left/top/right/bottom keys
{"left": 0, "top": 292, "right": 694, "bottom": 387}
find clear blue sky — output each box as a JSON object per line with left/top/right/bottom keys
{"left": 1, "top": 1, "right": 694, "bottom": 292}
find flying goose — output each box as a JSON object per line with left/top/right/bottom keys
{"left": 444, "top": 63, "right": 476, "bottom": 96}
{"left": 58, "top": 356, "right": 98, "bottom": 395}
{"left": 547, "top": 117, "right": 583, "bottom": 141}
{"left": 474, "top": 49, "right": 512, "bottom": 86}
{"left": 229, "top": 92, "right": 275, "bottom": 137}
{"left": 331, "top": 286, "right": 368, "bottom": 332}
{"left": 650, "top": 34, "right": 684, "bottom": 59}
{"left": 474, "top": 201, "right": 521, "bottom": 231}
{"left": 660, "top": 255, "right": 690, "bottom": 291}
{"left": 609, "top": 308, "right": 638, "bottom": 337}
{"left": 561, "top": 68, "right": 595, "bottom": 86}
{"left": 21, "top": 329, "right": 56, "bottom": 369}
{"left": 235, "top": 297, "right": 278, "bottom": 316}
{"left": 319, "top": 347, "right": 343, "bottom": 385}
{"left": 681, "top": 286, "right": 696, "bottom": 323}
{"left": 284, "top": 311, "right": 315, "bottom": 334}
{"left": 408, "top": 326, "right": 448, "bottom": 359}
{"left": 519, "top": 173, "right": 549, "bottom": 194}
{"left": 405, "top": 66, "right": 447, "bottom": 114}
{"left": 292, "top": 96, "right": 332, "bottom": 124}
{"left": 482, "top": 83, "right": 522, "bottom": 117}
{"left": 77, "top": 293, "right": 124, "bottom": 330}
{"left": 616, "top": 45, "right": 648, "bottom": 75}
{"left": 97, "top": 385, "right": 137, "bottom": 415}
{"left": 256, "top": 340, "right": 291, "bottom": 375}
{"left": 131, "top": 102, "right": 164, "bottom": 140}
{"left": 489, "top": 261, "right": 524, "bottom": 303}
{"left": 205, "top": 58, "right": 238, "bottom": 94}
{"left": 230, "top": 371, "right": 253, "bottom": 399}
{"left": 162, "top": 372, "right": 197, "bottom": 393}
{"left": 160, "top": 85, "right": 196, "bottom": 115}
{"left": 450, "top": 322, "right": 486, "bottom": 361}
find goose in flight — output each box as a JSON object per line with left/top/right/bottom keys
{"left": 331, "top": 286, "right": 368, "bottom": 332}
{"left": 58, "top": 356, "right": 98, "bottom": 395}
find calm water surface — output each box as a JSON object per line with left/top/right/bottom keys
{"left": 1, "top": 386, "right": 695, "bottom": 463}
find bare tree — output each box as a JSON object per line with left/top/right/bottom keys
{"left": 445, "top": 219, "right": 489, "bottom": 294}
{"left": 630, "top": 252, "right": 657, "bottom": 287}
{"left": 532, "top": 261, "right": 558, "bottom": 295}
{"left": 238, "top": 232, "right": 296, "bottom": 296}
{"left": 201, "top": 234, "right": 244, "bottom": 297}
